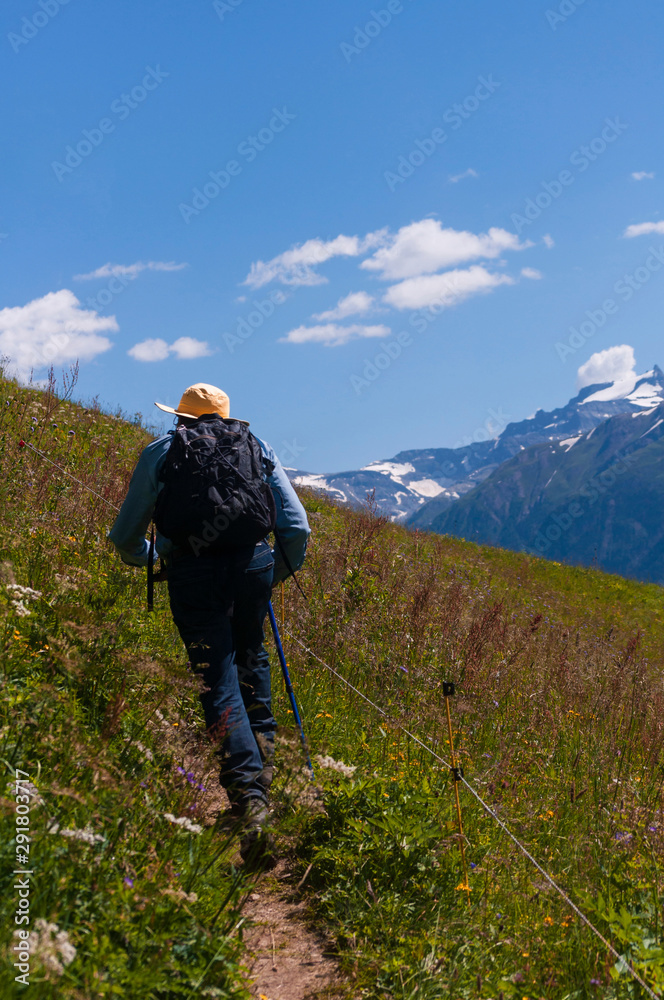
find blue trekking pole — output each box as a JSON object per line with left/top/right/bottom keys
{"left": 267, "top": 601, "right": 314, "bottom": 778}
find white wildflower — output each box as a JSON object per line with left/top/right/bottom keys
{"left": 15, "top": 919, "right": 76, "bottom": 977}
{"left": 163, "top": 812, "right": 203, "bottom": 834}
{"left": 9, "top": 780, "right": 45, "bottom": 807}
{"left": 12, "top": 600, "right": 31, "bottom": 617}
{"left": 134, "top": 741, "right": 154, "bottom": 761}
{"left": 49, "top": 824, "right": 104, "bottom": 845}
{"left": 7, "top": 584, "right": 42, "bottom": 601}
{"left": 315, "top": 754, "right": 357, "bottom": 777}
{"left": 162, "top": 887, "right": 198, "bottom": 903}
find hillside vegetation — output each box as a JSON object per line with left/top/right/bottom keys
{"left": 1, "top": 369, "right": 664, "bottom": 999}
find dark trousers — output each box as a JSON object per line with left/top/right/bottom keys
{"left": 167, "top": 541, "right": 275, "bottom": 803}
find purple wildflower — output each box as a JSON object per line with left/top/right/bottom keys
{"left": 124, "top": 878, "right": 134, "bottom": 887}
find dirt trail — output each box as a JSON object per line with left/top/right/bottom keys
{"left": 147, "top": 713, "right": 344, "bottom": 998}
{"left": 242, "top": 860, "right": 344, "bottom": 1000}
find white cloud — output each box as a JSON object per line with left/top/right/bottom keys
{"left": 170, "top": 337, "right": 213, "bottom": 359}
{"left": 279, "top": 323, "right": 390, "bottom": 347}
{"left": 128, "top": 338, "right": 171, "bottom": 362}
{"left": 74, "top": 260, "right": 188, "bottom": 280}
{"left": 577, "top": 345, "right": 636, "bottom": 390}
{"left": 361, "top": 219, "right": 530, "bottom": 281}
{"left": 313, "top": 291, "right": 375, "bottom": 321}
{"left": 383, "top": 265, "right": 514, "bottom": 311}
{"left": 631, "top": 171, "right": 655, "bottom": 181}
{"left": 244, "top": 231, "right": 386, "bottom": 289}
{"left": 128, "top": 336, "right": 212, "bottom": 362}
{"left": 543, "top": 234, "right": 555, "bottom": 249}
{"left": 449, "top": 168, "right": 478, "bottom": 183}
{"left": 623, "top": 221, "right": 664, "bottom": 238}
{"left": 521, "top": 267, "right": 542, "bottom": 280}
{"left": 0, "top": 289, "right": 116, "bottom": 381}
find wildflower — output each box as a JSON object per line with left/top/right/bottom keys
{"left": 543, "top": 916, "right": 554, "bottom": 926}
{"left": 124, "top": 878, "right": 134, "bottom": 887}
{"left": 16, "top": 919, "right": 76, "bottom": 977}
{"left": 9, "top": 780, "right": 45, "bottom": 806}
{"left": 163, "top": 812, "right": 203, "bottom": 834}
{"left": 315, "top": 754, "right": 356, "bottom": 777}
{"left": 135, "top": 742, "right": 154, "bottom": 762}
{"left": 162, "top": 887, "right": 198, "bottom": 903}
{"left": 12, "top": 600, "right": 31, "bottom": 617}
{"left": 7, "top": 584, "right": 42, "bottom": 600}
{"left": 49, "top": 824, "right": 104, "bottom": 845}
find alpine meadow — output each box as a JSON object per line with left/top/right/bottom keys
{"left": 1, "top": 368, "right": 663, "bottom": 998}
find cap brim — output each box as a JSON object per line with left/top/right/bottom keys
{"left": 154, "top": 401, "right": 199, "bottom": 419}
{"left": 154, "top": 401, "right": 249, "bottom": 425}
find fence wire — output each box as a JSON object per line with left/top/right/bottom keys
{"left": 284, "top": 627, "right": 660, "bottom": 1000}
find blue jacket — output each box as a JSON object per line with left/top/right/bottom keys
{"left": 108, "top": 430, "right": 310, "bottom": 585}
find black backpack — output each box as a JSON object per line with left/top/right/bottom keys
{"left": 154, "top": 415, "right": 277, "bottom": 555}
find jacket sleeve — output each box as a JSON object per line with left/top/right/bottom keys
{"left": 259, "top": 438, "right": 311, "bottom": 585}
{"left": 108, "top": 435, "right": 172, "bottom": 567}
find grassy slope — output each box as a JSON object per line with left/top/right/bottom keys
{"left": 1, "top": 372, "right": 664, "bottom": 999}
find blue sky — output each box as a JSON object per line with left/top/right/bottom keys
{"left": 2, "top": 0, "right": 663, "bottom": 471}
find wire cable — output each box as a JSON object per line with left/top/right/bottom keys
{"left": 284, "top": 627, "right": 660, "bottom": 1000}
{"left": 19, "top": 440, "right": 121, "bottom": 512}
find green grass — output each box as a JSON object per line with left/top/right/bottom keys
{"left": 1, "top": 367, "right": 663, "bottom": 998}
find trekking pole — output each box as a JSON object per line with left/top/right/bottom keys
{"left": 443, "top": 681, "right": 471, "bottom": 906}
{"left": 267, "top": 600, "right": 314, "bottom": 778}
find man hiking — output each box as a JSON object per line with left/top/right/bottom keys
{"left": 109, "top": 383, "right": 310, "bottom": 861}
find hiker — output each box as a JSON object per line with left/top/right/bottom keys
{"left": 108, "top": 383, "right": 310, "bottom": 859}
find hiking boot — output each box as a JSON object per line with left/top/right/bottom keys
{"left": 238, "top": 799, "right": 276, "bottom": 868}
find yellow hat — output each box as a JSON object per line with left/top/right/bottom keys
{"left": 155, "top": 383, "right": 231, "bottom": 420}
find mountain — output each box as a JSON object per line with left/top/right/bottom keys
{"left": 420, "top": 400, "right": 664, "bottom": 583}
{"left": 289, "top": 366, "right": 664, "bottom": 522}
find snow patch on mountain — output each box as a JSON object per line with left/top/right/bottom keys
{"left": 581, "top": 370, "right": 662, "bottom": 408}
{"left": 408, "top": 479, "right": 446, "bottom": 497}
{"left": 362, "top": 461, "right": 416, "bottom": 479}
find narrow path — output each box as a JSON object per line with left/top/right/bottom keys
{"left": 242, "top": 860, "right": 345, "bottom": 1000}
{"left": 147, "top": 711, "right": 345, "bottom": 998}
